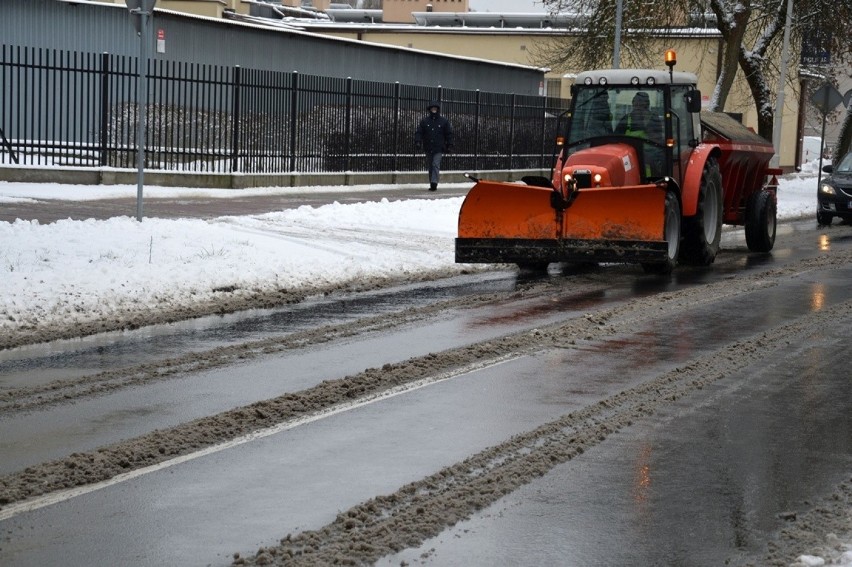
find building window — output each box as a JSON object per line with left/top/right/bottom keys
{"left": 545, "top": 78, "right": 562, "bottom": 99}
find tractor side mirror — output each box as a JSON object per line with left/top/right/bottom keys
{"left": 685, "top": 90, "right": 702, "bottom": 113}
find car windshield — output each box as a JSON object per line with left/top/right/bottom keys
{"left": 836, "top": 153, "right": 852, "bottom": 173}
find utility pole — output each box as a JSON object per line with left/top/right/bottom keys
{"left": 613, "top": 0, "right": 623, "bottom": 69}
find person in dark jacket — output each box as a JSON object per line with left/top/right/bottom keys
{"left": 414, "top": 100, "right": 454, "bottom": 191}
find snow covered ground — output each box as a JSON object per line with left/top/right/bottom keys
{"left": 0, "top": 163, "right": 827, "bottom": 346}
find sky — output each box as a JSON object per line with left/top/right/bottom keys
{"left": 0, "top": 162, "right": 850, "bottom": 565}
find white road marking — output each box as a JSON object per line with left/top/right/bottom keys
{"left": 0, "top": 352, "right": 522, "bottom": 522}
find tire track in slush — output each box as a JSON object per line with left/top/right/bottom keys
{"left": 229, "top": 300, "right": 852, "bottom": 566}
{"left": 0, "top": 251, "right": 846, "bottom": 511}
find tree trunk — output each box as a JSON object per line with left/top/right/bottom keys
{"left": 739, "top": 49, "right": 774, "bottom": 140}
{"left": 709, "top": 0, "right": 751, "bottom": 112}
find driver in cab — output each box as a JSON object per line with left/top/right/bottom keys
{"left": 615, "top": 91, "right": 664, "bottom": 176}
{"left": 615, "top": 91, "right": 663, "bottom": 141}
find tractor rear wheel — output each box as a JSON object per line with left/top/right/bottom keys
{"left": 642, "top": 191, "right": 681, "bottom": 274}
{"left": 745, "top": 190, "right": 777, "bottom": 252}
{"left": 680, "top": 156, "right": 722, "bottom": 265}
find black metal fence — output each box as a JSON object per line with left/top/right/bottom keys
{"left": 1, "top": 45, "right": 570, "bottom": 174}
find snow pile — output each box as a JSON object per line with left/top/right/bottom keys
{"left": 0, "top": 196, "right": 465, "bottom": 339}
{"left": 0, "top": 167, "right": 823, "bottom": 342}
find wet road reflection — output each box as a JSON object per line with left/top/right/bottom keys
{"left": 382, "top": 304, "right": 852, "bottom": 567}
{"left": 0, "top": 272, "right": 518, "bottom": 389}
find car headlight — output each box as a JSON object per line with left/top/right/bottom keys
{"left": 820, "top": 184, "right": 836, "bottom": 196}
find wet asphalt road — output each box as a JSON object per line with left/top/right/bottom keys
{"left": 1, "top": 214, "right": 851, "bottom": 566}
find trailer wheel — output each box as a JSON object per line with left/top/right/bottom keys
{"left": 642, "top": 191, "right": 681, "bottom": 274}
{"left": 680, "top": 156, "right": 722, "bottom": 265}
{"left": 817, "top": 211, "right": 833, "bottom": 226}
{"left": 745, "top": 190, "right": 777, "bottom": 252}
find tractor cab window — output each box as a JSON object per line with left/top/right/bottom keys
{"left": 614, "top": 88, "right": 666, "bottom": 178}
{"left": 612, "top": 89, "right": 664, "bottom": 145}
{"left": 567, "top": 87, "right": 614, "bottom": 143}
{"left": 669, "top": 85, "right": 697, "bottom": 153}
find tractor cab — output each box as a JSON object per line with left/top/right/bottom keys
{"left": 555, "top": 64, "right": 702, "bottom": 190}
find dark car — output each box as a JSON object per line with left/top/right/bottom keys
{"left": 818, "top": 152, "right": 852, "bottom": 225}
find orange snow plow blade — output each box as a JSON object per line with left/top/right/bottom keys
{"left": 559, "top": 184, "right": 666, "bottom": 241}
{"left": 456, "top": 180, "right": 669, "bottom": 265}
{"left": 457, "top": 181, "right": 559, "bottom": 240}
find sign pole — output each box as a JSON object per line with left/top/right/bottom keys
{"left": 136, "top": 9, "right": 148, "bottom": 222}
{"left": 126, "top": 0, "right": 157, "bottom": 222}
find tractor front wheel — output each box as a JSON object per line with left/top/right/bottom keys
{"left": 680, "top": 156, "right": 723, "bottom": 265}
{"left": 642, "top": 191, "right": 681, "bottom": 275}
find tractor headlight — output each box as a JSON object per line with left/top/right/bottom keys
{"left": 820, "top": 184, "right": 836, "bottom": 196}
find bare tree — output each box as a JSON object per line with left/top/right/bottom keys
{"left": 537, "top": 0, "right": 852, "bottom": 141}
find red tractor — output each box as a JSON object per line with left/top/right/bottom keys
{"left": 456, "top": 51, "right": 781, "bottom": 274}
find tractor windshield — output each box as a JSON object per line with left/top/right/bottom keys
{"left": 566, "top": 85, "right": 668, "bottom": 178}
{"left": 568, "top": 86, "right": 666, "bottom": 146}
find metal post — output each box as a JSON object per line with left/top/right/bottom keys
{"left": 136, "top": 11, "right": 148, "bottom": 221}
{"left": 99, "top": 52, "right": 110, "bottom": 168}
{"left": 474, "top": 89, "right": 481, "bottom": 171}
{"left": 127, "top": 0, "right": 156, "bottom": 222}
{"left": 392, "top": 82, "right": 400, "bottom": 172}
{"left": 344, "top": 77, "right": 353, "bottom": 172}
{"left": 231, "top": 65, "right": 241, "bottom": 173}
{"left": 817, "top": 108, "right": 828, "bottom": 191}
{"left": 289, "top": 71, "right": 298, "bottom": 173}
{"left": 613, "top": 0, "right": 623, "bottom": 69}
{"left": 509, "top": 93, "right": 516, "bottom": 170}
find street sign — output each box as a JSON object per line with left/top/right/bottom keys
{"left": 811, "top": 83, "right": 843, "bottom": 115}
{"left": 801, "top": 30, "right": 831, "bottom": 66}
{"left": 126, "top": 0, "right": 156, "bottom": 34}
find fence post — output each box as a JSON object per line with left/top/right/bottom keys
{"left": 474, "top": 89, "right": 481, "bottom": 171}
{"left": 392, "top": 81, "right": 400, "bottom": 172}
{"left": 345, "top": 76, "right": 352, "bottom": 172}
{"left": 99, "top": 52, "right": 111, "bottom": 167}
{"left": 539, "top": 97, "right": 548, "bottom": 171}
{"left": 289, "top": 71, "right": 298, "bottom": 172}
{"left": 509, "top": 93, "right": 516, "bottom": 170}
{"left": 230, "top": 65, "right": 241, "bottom": 173}
{"left": 1, "top": 46, "right": 20, "bottom": 164}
